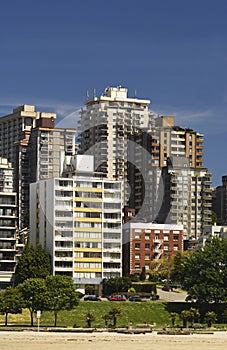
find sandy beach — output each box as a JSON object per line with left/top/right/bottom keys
{"left": 0, "top": 331, "right": 227, "bottom": 350}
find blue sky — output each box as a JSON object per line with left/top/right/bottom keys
{"left": 0, "top": 0, "right": 227, "bottom": 186}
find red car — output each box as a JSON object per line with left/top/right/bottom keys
{"left": 108, "top": 294, "right": 127, "bottom": 301}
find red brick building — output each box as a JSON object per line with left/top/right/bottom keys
{"left": 123, "top": 223, "right": 183, "bottom": 275}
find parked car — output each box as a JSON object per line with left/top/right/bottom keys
{"left": 128, "top": 295, "right": 142, "bottom": 302}
{"left": 108, "top": 294, "right": 127, "bottom": 301}
{"left": 162, "top": 285, "right": 172, "bottom": 292}
{"left": 82, "top": 295, "right": 101, "bottom": 301}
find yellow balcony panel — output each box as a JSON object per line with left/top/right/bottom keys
{"left": 74, "top": 187, "right": 102, "bottom": 193}
{"left": 74, "top": 248, "right": 102, "bottom": 253}
{"left": 74, "top": 197, "right": 102, "bottom": 202}
{"left": 75, "top": 258, "right": 102, "bottom": 263}
{"left": 74, "top": 217, "right": 102, "bottom": 223}
{"left": 74, "top": 207, "right": 102, "bottom": 213}
{"left": 74, "top": 227, "right": 101, "bottom": 233}
{"left": 74, "top": 238, "right": 101, "bottom": 242}
{"left": 74, "top": 268, "right": 102, "bottom": 272}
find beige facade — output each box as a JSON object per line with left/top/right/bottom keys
{"left": 0, "top": 105, "right": 76, "bottom": 229}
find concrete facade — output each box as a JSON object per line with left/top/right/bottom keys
{"left": 30, "top": 157, "right": 123, "bottom": 291}
{"left": 0, "top": 105, "right": 76, "bottom": 229}
{"left": 0, "top": 158, "right": 17, "bottom": 288}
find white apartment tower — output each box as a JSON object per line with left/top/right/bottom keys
{"left": 30, "top": 155, "right": 122, "bottom": 293}
{"left": 0, "top": 158, "right": 17, "bottom": 288}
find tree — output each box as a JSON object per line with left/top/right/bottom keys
{"left": 45, "top": 275, "right": 79, "bottom": 327}
{"left": 221, "top": 308, "right": 227, "bottom": 323}
{"left": 102, "top": 277, "right": 131, "bottom": 296}
{"left": 108, "top": 307, "right": 122, "bottom": 328}
{"left": 204, "top": 311, "right": 217, "bottom": 328}
{"left": 14, "top": 244, "right": 51, "bottom": 285}
{"left": 18, "top": 278, "right": 48, "bottom": 326}
{"left": 0, "top": 287, "right": 24, "bottom": 326}
{"left": 149, "top": 254, "right": 175, "bottom": 281}
{"left": 170, "top": 312, "right": 178, "bottom": 327}
{"left": 140, "top": 266, "right": 146, "bottom": 281}
{"left": 188, "top": 307, "right": 200, "bottom": 327}
{"left": 180, "top": 310, "right": 192, "bottom": 328}
{"left": 103, "top": 313, "right": 111, "bottom": 327}
{"left": 86, "top": 312, "right": 95, "bottom": 328}
{"left": 171, "top": 251, "right": 190, "bottom": 284}
{"left": 180, "top": 238, "right": 227, "bottom": 303}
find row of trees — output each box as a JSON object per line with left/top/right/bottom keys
{"left": 85, "top": 308, "right": 122, "bottom": 328}
{"left": 170, "top": 308, "right": 218, "bottom": 328}
{"left": 0, "top": 276, "right": 79, "bottom": 327}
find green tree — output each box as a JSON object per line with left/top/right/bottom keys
{"left": 103, "top": 313, "right": 111, "bottom": 327}
{"left": 171, "top": 252, "right": 190, "bottom": 284}
{"left": 45, "top": 275, "right": 79, "bottom": 327}
{"left": 180, "top": 310, "right": 191, "bottom": 328}
{"left": 102, "top": 277, "right": 131, "bottom": 296}
{"left": 188, "top": 307, "right": 200, "bottom": 327}
{"left": 18, "top": 278, "right": 48, "bottom": 326}
{"left": 86, "top": 312, "right": 95, "bottom": 327}
{"left": 182, "top": 238, "right": 227, "bottom": 303}
{"left": 14, "top": 244, "right": 51, "bottom": 285}
{"left": 221, "top": 308, "right": 227, "bottom": 323}
{"left": 108, "top": 307, "right": 122, "bottom": 328}
{"left": 204, "top": 311, "right": 217, "bottom": 328}
{"left": 140, "top": 266, "right": 146, "bottom": 281}
{"left": 170, "top": 312, "right": 178, "bottom": 327}
{"left": 0, "top": 287, "right": 24, "bottom": 326}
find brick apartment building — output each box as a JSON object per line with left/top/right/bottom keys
{"left": 123, "top": 222, "right": 183, "bottom": 276}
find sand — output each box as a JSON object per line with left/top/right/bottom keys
{"left": 0, "top": 331, "right": 227, "bottom": 350}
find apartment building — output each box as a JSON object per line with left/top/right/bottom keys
{"left": 128, "top": 116, "right": 212, "bottom": 238}
{"left": 212, "top": 175, "right": 227, "bottom": 225}
{"left": 30, "top": 155, "right": 122, "bottom": 292}
{"left": 0, "top": 105, "right": 76, "bottom": 229}
{"left": 0, "top": 158, "right": 17, "bottom": 288}
{"left": 79, "top": 86, "right": 154, "bottom": 205}
{"left": 123, "top": 222, "right": 183, "bottom": 276}
{"left": 155, "top": 157, "right": 212, "bottom": 239}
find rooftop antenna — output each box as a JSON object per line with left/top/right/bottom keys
{"left": 93, "top": 88, "right": 96, "bottom": 98}
{"left": 134, "top": 89, "right": 137, "bottom": 98}
{"left": 86, "top": 90, "right": 89, "bottom": 99}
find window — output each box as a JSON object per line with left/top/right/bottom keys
{"left": 135, "top": 233, "right": 141, "bottom": 240}
{"left": 145, "top": 254, "right": 150, "bottom": 260}
{"left": 173, "top": 234, "right": 179, "bottom": 241}
{"left": 174, "top": 245, "right": 179, "bottom": 251}
{"left": 164, "top": 235, "right": 169, "bottom": 241}
{"left": 145, "top": 243, "right": 150, "bottom": 250}
{"left": 164, "top": 244, "right": 169, "bottom": 251}
{"left": 135, "top": 253, "right": 140, "bottom": 260}
{"left": 145, "top": 264, "right": 150, "bottom": 270}
{"left": 135, "top": 243, "right": 140, "bottom": 250}
{"left": 135, "top": 263, "right": 140, "bottom": 270}
{"left": 145, "top": 234, "right": 150, "bottom": 240}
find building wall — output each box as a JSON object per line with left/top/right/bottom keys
{"left": 79, "top": 86, "right": 153, "bottom": 206}
{"left": 0, "top": 158, "right": 18, "bottom": 288}
{"left": 30, "top": 174, "right": 123, "bottom": 288}
{"left": 0, "top": 105, "right": 76, "bottom": 230}
{"left": 123, "top": 223, "right": 183, "bottom": 276}
{"left": 212, "top": 175, "right": 227, "bottom": 225}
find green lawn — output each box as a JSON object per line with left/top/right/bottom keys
{"left": 0, "top": 301, "right": 170, "bottom": 328}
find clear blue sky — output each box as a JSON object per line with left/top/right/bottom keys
{"left": 0, "top": 0, "right": 226, "bottom": 186}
